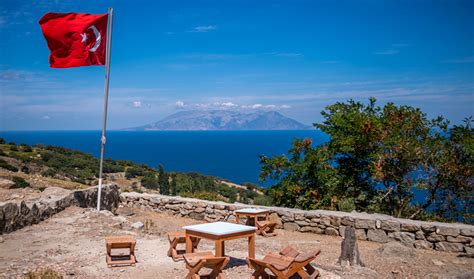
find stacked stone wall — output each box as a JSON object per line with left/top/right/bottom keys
{"left": 121, "top": 192, "right": 474, "bottom": 254}
{"left": 0, "top": 185, "right": 120, "bottom": 234}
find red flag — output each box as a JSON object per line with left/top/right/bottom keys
{"left": 39, "top": 12, "right": 108, "bottom": 68}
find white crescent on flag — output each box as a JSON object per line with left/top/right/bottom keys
{"left": 80, "top": 25, "right": 102, "bottom": 52}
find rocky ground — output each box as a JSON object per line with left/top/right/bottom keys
{"left": 0, "top": 206, "right": 473, "bottom": 279}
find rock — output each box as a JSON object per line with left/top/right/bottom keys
{"left": 461, "top": 228, "right": 474, "bottom": 237}
{"left": 426, "top": 233, "right": 445, "bottom": 242}
{"left": 131, "top": 221, "right": 144, "bottom": 230}
{"left": 189, "top": 212, "right": 204, "bottom": 220}
{"left": 165, "top": 204, "right": 181, "bottom": 211}
{"left": 269, "top": 213, "right": 282, "bottom": 229}
{"left": 320, "top": 216, "right": 331, "bottom": 226}
{"left": 377, "top": 241, "right": 416, "bottom": 259}
{"left": 435, "top": 242, "right": 464, "bottom": 252}
{"left": 388, "top": 232, "right": 415, "bottom": 247}
{"left": 294, "top": 213, "right": 305, "bottom": 221}
{"left": 112, "top": 216, "right": 127, "bottom": 224}
{"left": 300, "top": 226, "right": 324, "bottom": 234}
{"left": 381, "top": 220, "right": 400, "bottom": 232}
{"left": 194, "top": 207, "right": 205, "bottom": 213}
{"left": 446, "top": 235, "right": 471, "bottom": 243}
{"left": 414, "top": 240, "right": 433, "bottom": 250}
{"left": 436, "top": 226, "right": 460, "bottom": 237}
{"left": 355, "top": 229, "right": 367, "bottom": 240}
{"left": 431, "top": 259, "right": 444, "bottom": 266}
{"left": 295, "top": 220, "right": 309, "bottom": 226}
{"left": 465, "top": 246, "right": 474, "bottom": 256}
{"left": 330, "top": 217, "right": 341, "bottom": 227}
{"left": 355, "top": 219, "right": 375, "bottom": 229}
{"left": 325, "top": 227, "right": 339, "bottom": 236}
{"left": 0, "top": 236, "right": 4, "bottom": 243}
{"left": 421, "top": 224, "right": 436, "bottom": 233}
{"left": 339, "top": 226, "right": 346, "bottom": 238}
{"left": 338, "top": 226, "right": 364, "bottom": 266}
{"left": 341, "top": 217, "right": 355, "bottom": 226}
{"left": 375, "top": 219, "right": 381, "bottom": 229}
{"left": 400, "top": 223, "right": 419, "bottom": 232}
{"left": 0, "top": 178, "right": 15, "bottom": 189}
{"left": 367, "top": 229, "right": 388, "bottom": 243}
{"left": 283, "top": 222, "right": 300, "bottom": 231}
{"left": 415, "top": 230, "right": 425, "bottom": 240}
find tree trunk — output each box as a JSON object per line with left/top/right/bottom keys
{"left": 338, "top": 226, "right": 364, "bottom": 267}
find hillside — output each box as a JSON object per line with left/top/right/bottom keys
{"left": 0, "top": 140, "right": 270, "bottom": 205}
{"left": 125, "top": 110, "right": 310, "bottom": 131}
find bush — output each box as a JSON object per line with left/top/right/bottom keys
{"left": 253, "top": 195, "right": 273, "bottom": 206}
{"left": 0, "top": 159, "right": 18, "bottom": 172}
{"left": 337, "top": 197, "right": 356, "bottom": 212}
{"left": 0, "top": 137, "right": 4, "bottom": 144}
{"left": 42, "top": 168, "right": 57, "bottom": 177}
{"left": 125, "top": 167, "right": 145, "bottom": 179}
{"left": 11, "top": 176, "right": 30, "bottom": 188}
{"left": 0, "top": 149, "right": 7, "bottom": 156}
{"left": 23, "top": 269, "right": 62, "bottom": 279}
{"left": 141, "top": 172, "right": 159, "bottom": 190}
{"left": 10, "top": 145, "right": 18, "bottom": 151}
{"left": 20, "top": 144, "right": 32, "bottom": 152}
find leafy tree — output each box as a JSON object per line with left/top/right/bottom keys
{"left": 141, "top": 172, "right": 159, "bottom": 190}
{"left": 260, "top": 98, "right": 473, "bottom": 223}
{"left": 158, "top": 164, "right": 170, "bottom": 195}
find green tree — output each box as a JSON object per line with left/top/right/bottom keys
{"left": 158, "top": 164, "right": 170, "bottom": 195}
{"left": 141, "top": 172, "right": 159, "bottom": 190}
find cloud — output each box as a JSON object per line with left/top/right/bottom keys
{"left": 132, "top": 101, "right": 142, "bottom": 108}
{"left": 41, "top": 115, "right": 51, "bottom": 120}
{"left": 373, "top": 49, "right": 400, "bottom": 56}
{"left": 442, "top": 55, "right": 474, "bottom": 64}
{"left": 175, "top": 100, "right": 186, "bottom": 109}
{"left": 273, "top": 52, "right": 303, "bottom": 57}
{"left": 190, "top": 25, "right": 217, "bottom": 33}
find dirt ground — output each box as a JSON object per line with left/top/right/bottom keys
{"left": 0, "top": 206, "right": 473, "bottom": 279}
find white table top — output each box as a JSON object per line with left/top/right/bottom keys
{"left": 183, "top": 221, "right": 256, "bottom": 236}
{"left": 235, "top": 208, "right": 269, "bottom": 214}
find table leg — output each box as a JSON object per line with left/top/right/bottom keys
{"left": 248, "top": 234, "right": 255, "bottom": 259}
{"left": 236, "top": 214, "right": 240, "bottom": 224}
{"left": 215, "top": 240, "right": 224, "bottom": 257}
{"left": 185, "top": 234, "right": 193, "bottom": 253}
{"left": 265, "top": 212, "right": 269, "bottom": 221}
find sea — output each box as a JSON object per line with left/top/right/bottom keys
{"left": 0, "top": 130, "right": 327, "bottom": 186}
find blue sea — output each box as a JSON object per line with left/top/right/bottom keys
{"left": 0, "top": 130, "right": 327, "bottom": 186}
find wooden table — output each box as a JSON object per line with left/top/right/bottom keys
{"left": 235, "top": 208, "right": 270, "bottom": 226}
{"left": 183, "top": 222, "right": 257, "bottom": 258}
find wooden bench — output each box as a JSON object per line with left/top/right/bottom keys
{"left": 168, "top": 232, "right": 200, "bottom": 261}
{"left": 184, "top": 251, "right": 229, "bottom": 279}
{"left": 105, "top": 235, "right": 137, "bottom": 267}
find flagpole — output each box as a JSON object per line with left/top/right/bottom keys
{"left": 97, "top": 7, "right": 114, "bottom": 211}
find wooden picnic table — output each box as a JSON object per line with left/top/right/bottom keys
{"left": 235, "top": 208, "right": 270, "bottom": 226}
{"left": 183, "top": 221, "right": 257, "bottom": 258}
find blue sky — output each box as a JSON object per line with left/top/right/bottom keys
{"left": 0, "top": 0, "right": 473, "bottom": 130}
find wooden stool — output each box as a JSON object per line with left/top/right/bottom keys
{"left": 105, "top": 235, "right": 137, "bottom": 267}
{"left": 184, "top": 251, "right": 229, "bottom": 279}
{"left": 168, "top": 232, "right": 200, "bottom": 261}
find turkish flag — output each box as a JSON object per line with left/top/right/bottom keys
{"left": 39, "top": 12, "right": 108, "bottom": 68}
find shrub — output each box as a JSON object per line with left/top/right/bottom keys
{"left": 42, "top": 168, "right": 57, "bottom": 177}
{"left": 141, "top": 172, "right": 159, "bottom": 190}
{"left": 20, "top": 144, "right": 32, "bottom": 152}
{"left": 125, "top": 167, "right": 145, "bottom": 179}
{"left": 10, "top": 145, "right": 18, "bottom": 151}
{"left": 337, "top": 197, "right": 356, "bottom": 212}
{"left": 0, "top": 159, "right": 18, "bottom": 172}
{"left": 0, "top": 137, "right": 4, "bottom": 144}
{"left": 0, "top": 149, "right": 7, "bottom": 156}
{"left": 23, "top": 269, "right": 62, "bottom": 279}
{"left": 11, "top": 176, "right": 30, "bottom": 188}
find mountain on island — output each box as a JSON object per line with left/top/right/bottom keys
{"left": 125, "top": 110, "right": 311, "bottom": 131}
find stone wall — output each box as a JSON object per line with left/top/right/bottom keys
{"left": 0, "top": 184, "right": 120, "bottom": 234}
{"left": 121, "top": 192, "right": 474, "bottom": 254}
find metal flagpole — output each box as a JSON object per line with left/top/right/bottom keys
{"left": 97, "top": 7, "right": 114, "bottom": 211}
